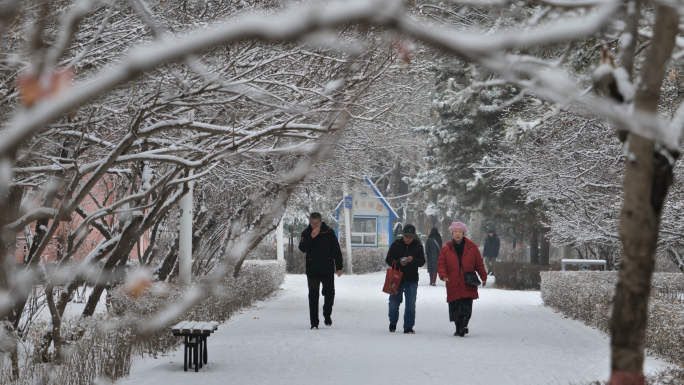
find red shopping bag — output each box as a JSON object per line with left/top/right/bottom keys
{"left": 382, "top": 261, "right": 403, "bottom": 295}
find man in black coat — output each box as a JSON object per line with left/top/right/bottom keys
{"left": 299, "top": 212, "right": 343, "bottom": 329}
{"left": 482, "top": 229, "right": 500, "bottom": 276}
{"left": 385, "top": 224, "right": 425, "bottom": 334}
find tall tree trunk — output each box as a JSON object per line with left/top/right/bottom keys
{"left": 0, "top": 186, "right": 23, "bottom": 292}
{"left": 540, "top": 227, "right": 550, "bottom": 266}
{"left": 609, "top": 5, "right": 679, "bottom": 384}
{"left": 154, "top": 233, "right": 180, "bottom": 281}
{"left": 425, "top": 145, "right": 438, "bottom": 234}
{"left": 289, "top": 226, "right": 294, "bottom": 252}
{"left": 388, "top": 158, "right": 403, "bottom": 220}
{"left": 82, "top": 215, "right": 144, "bottom": 317}
{"left": 416, "top": 196, "right": 426, "bottom": 236}
{"left": 529, "top": 225, "right": 539, "bottom": 264}
{"left": 563, "top": 245, "right": 574, "bottom": 262}
{"left": 10, "top": 345, "right": 18, "bottom": 380}
{"left": 441, "top": 214, "right": 452, "bottom": 241}
{"left": 44, "top": 284, "right": 61, "bottom": 363}
{"left": 469, "top": 208, "right": 484, "bottom": 246}
{"left": 2, "top": 186, "right": 24, "bottom": 376}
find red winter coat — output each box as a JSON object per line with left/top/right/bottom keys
{"left": 437, "top": 237, "right": 487, "bottom": 302}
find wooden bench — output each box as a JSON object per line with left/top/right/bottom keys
{"left": 171, "top": 321, "right": 219, "bottom": 372}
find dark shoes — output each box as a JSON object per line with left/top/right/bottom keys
{"left": 312, "top": 317, "right": 332, "bottom": 329}
{"left": 488, "top": 271, "right": 494, "bottom": 276}
{"left": 389, "top": 324, "right": 415, "bottom": 333}
{"left": 455, "top": 321, "right": 469, "bottom": 337}
{"left": 429, "top": 283, "right": 436, "bottom": 286}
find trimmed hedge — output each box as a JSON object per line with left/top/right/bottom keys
{"left": 346, "top": 248, "right": 388, "bottom": 274}
{"left": 541, "top": 271, "right": 684, "bottom": 367}
{"left": 0, "top": 260, "right": 285, "bottom": 385}
{"left": 493, "top": 261, "right": 562, "bottom": 290}
{"left": 285, "top": 248, "right": 387, "bottom": 274}
{"left": 583, "top": 367, "right": 684, "bottom": 385}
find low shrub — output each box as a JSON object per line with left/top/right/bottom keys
{"left": 540, "top": 271, "right": 615, "bottom": 333}
{"left": 0, "top": 260, "right": 285, "bottom": 385}
{"left": 493, "top": 261, "right": 561, "bottom": 290}
{"left": 583, "top": 366, "right": 684, "bottom": 384}
{"left": 285, "top": 248, "right": 387, "bottom": 274}
{"left": 347, "top": 248, "right": 388, "bottom": 274}
{"left": 117, "top": 259, "right": 286, "bottom": 358}
{"left": 541, "top": 271, "right": 684, "bottom": 368}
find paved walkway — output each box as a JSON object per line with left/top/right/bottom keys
{"left": 121, "top": 269, "right": 666, "bottom": 385}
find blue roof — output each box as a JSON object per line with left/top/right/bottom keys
{"left": 335, "top": 176, "right": 399, "bottom": 220}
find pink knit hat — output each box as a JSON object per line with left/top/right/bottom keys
{"left": 449, "top": 221, "right": 467, "bottom": 235}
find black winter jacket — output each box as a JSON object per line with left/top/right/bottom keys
{"left": 299, "top": 222, "right": 343, "bottom": 275}
{"left": 385, "top": 238, "right": 426, "bottom": 283}
{"left": 482, "top": 234, "right": 501, "bottom": 258}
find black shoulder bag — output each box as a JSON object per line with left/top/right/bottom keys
{"left": 457, "top": 250, "right": 481, "bottom": 287}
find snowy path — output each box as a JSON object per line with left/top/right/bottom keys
{"left": 121, "top": 269, "right": 667, "bottom": 385}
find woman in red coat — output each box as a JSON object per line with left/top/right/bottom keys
{"left": 437, "top": 221, "right": 487, "bottom": 337}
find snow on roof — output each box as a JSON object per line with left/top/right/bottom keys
{"left": 334, "top": 175, "right": 399, "bottom": 220}
{"left": 363, "top": 176, "right": 399, "bottom": 219}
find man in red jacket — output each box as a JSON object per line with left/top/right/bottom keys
{"left": 438, "top": 221, "right": 487, "bottom": 337}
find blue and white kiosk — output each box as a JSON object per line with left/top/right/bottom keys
{"left": 334, "top": 176, "right": 399, "bottom": 248}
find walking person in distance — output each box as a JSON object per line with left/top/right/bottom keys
{"left": 482, "top": 228, "right": 500, "bottom": 276}
{"left": 299, "top": 212, "right": 343, "bottom": 330}
{"left": 425, "top": 227, "right": 442, "bottom": 286}
{"left": 385, "top": 224, "right": 426, "bottom": 334}
{"left": 438, "top": 221, "right": 487, "bottom": 337}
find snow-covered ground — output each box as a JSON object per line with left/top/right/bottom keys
{"left": 121, "top": 269, "right": 667, "bottom": 385}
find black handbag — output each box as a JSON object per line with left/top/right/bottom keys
{"left": 458, "top": 253, "right": 481, "bottom": 287}
{"left": 464, "top": 271, "right": 481, "bottom": 287}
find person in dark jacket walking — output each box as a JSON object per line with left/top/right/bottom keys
{"left": 482, "top": 229, "right": 500, "bottom": 276}
{"left": 385, "top": 224, "right": 425, "bottom": 334}
{"left": 425, "top": 227, "right": 442, "bottom": 286}
{"left": 299, "top": 212, "right": 343, "bottom": 329}
{"left": 438, "top": 221, "right": 487, "bottom": 337}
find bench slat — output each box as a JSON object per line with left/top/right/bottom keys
{"left": 201, "top": 322, "right": 215, "bottom": 331}
{"left": 182, "top": 321, "right": 198, "bottom": 334}
{"left": 201, "top": 322, "right": 217, "bottom": 334}
{"left": 171, "top": 321, "right": 189, "bottom": 333}
{"left": 192, "top": 322, "right": 208, "bottom": 334}
{"left": 172, "top": 320, "right": 219, "bottom": 335}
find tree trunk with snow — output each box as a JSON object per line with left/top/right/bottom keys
{"left": 441, "top": 215, "right": 452, "bottom": 242}
{"left": 468, "top": 209, "right": 484, "bottom": 247}
{"left": 609, "top": 5, "right": 679, "bottom": 384}
{"left": 540, "top": 227, "right": 550, "bottom": 266}
{"left": 529, "top": 225, "right": 539, "bottom": 264}
{"left": 388, "top": 159, "right": 403, "bottom": 220}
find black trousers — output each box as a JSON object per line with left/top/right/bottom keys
{"left": 307, "top": 273, "right": 335, "bottom": 326}
{"left": 449, "top": 298, "right": 473, "bottom": 328}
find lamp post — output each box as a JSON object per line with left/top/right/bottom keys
{"left": 343, "top": 183, "right": 353, "bottom": 274}
{"left": 179, "top": 173, "right": 193, "bottom": 285}
{"left": 276, "top": 219, "right": 284, "bottom": 261}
